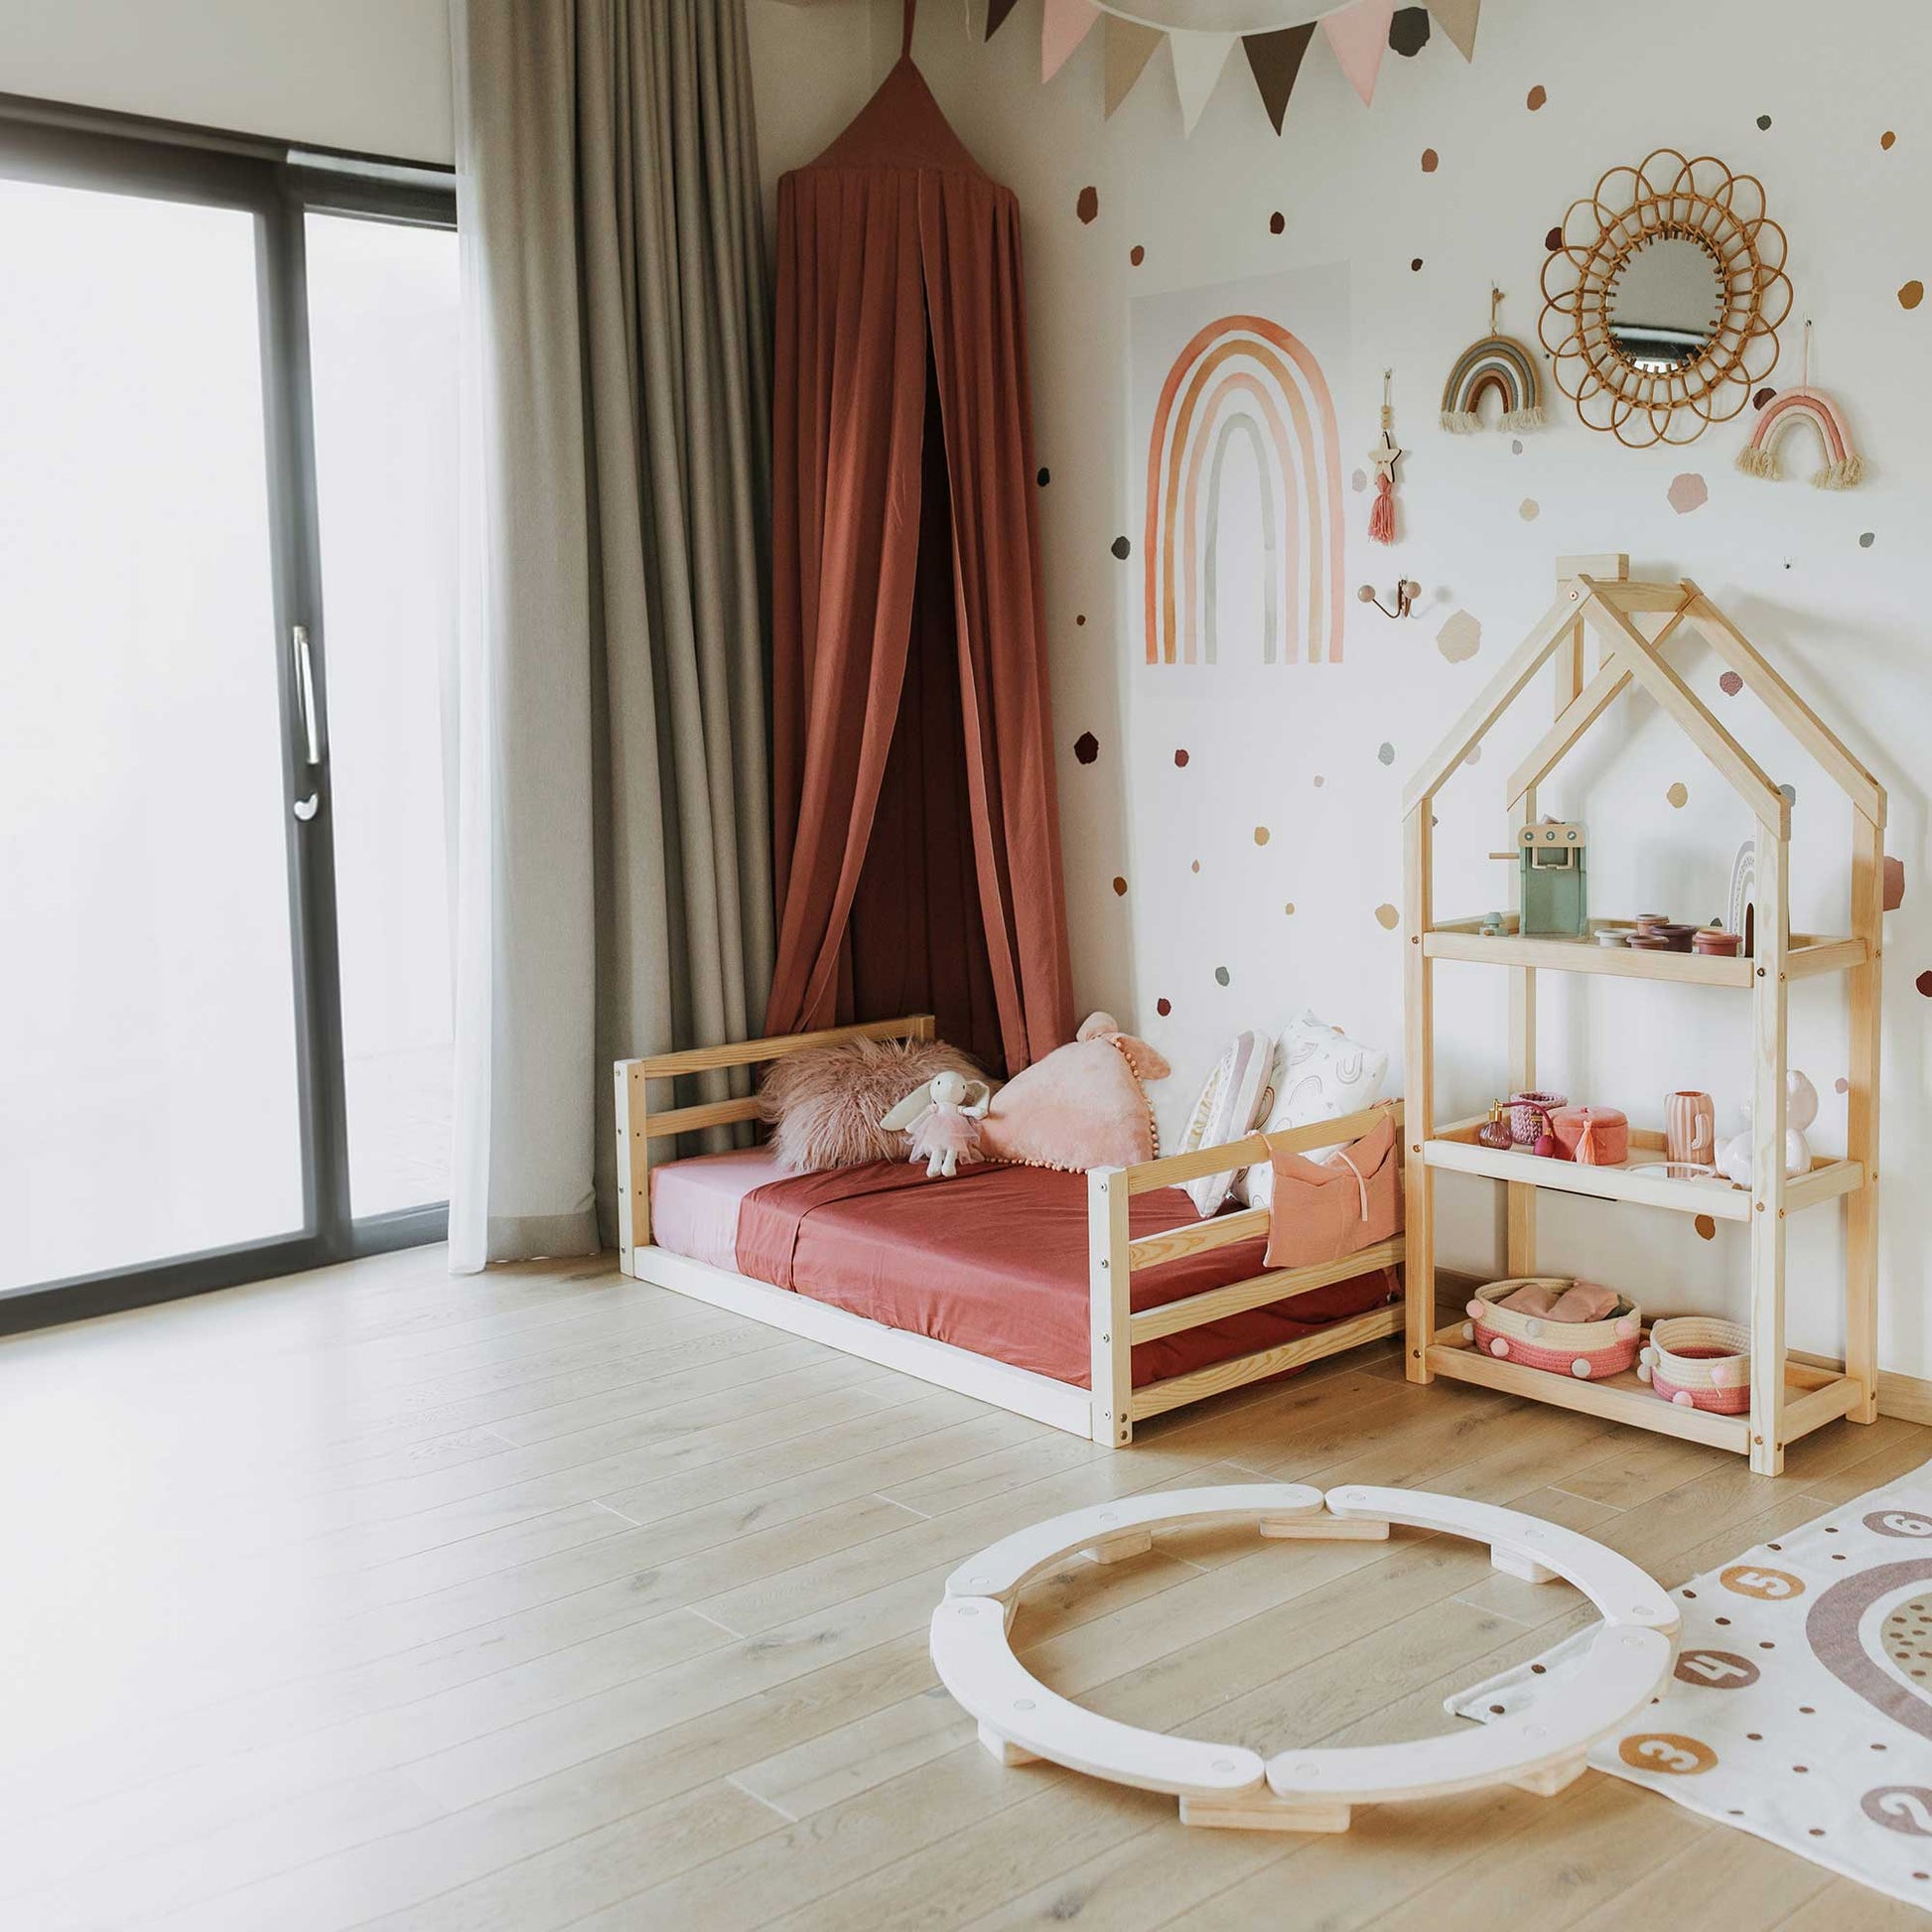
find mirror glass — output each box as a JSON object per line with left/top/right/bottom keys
{"left": 1605, "top": 234, "right": 1725, "bottom": 371}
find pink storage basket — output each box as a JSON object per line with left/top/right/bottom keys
{"left": 1464, "top": 1278, "right": 1642, "bottom": 1381}
{"left": 1639, "top": 1316, "right": 1751, "bottom": 1414}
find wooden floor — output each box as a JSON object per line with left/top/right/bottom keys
{"left": 2, "top": 1250, "right": 1928, "bottom": 1932}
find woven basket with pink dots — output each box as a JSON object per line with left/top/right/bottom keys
{"left": 1462, "top": 1277, "right": 1643, "bottom": 1381}
{"left": 1637, "top": 1315, "right": 1752, "bottom": 1414}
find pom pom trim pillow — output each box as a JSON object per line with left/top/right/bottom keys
{"left": 759, "top": 1034, "right": 982, "bottom": 1173}
{"left": 1240, "top": 1009, "right": 1389, "bottom": 1210}
{"left": 979, "top": 1012, "right": 1172, "bottom": 1173}
{"left": 1173, "top": 1029, "right": 1274, "bottom": 1219}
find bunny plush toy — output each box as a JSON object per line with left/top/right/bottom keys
{"left": 880, "top": 1068, "right": 993, "bottom": 1178}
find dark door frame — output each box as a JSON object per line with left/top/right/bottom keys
{"left": 0, "top": 101, "right": 457, "bottom": 1336}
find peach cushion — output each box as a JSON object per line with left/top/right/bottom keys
{"left": 979, "top": 1013, "right": 1171, "bottom": 1173}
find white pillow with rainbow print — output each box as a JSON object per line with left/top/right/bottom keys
{"left": 1237, "top": 1009, "right": 1389, "bottom": 1211}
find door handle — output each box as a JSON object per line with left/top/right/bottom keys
{"left": 293, "top": 793, "right": 320, "bottom": 822}
{"left": 292, "top": 623, "right": 322, "bottom": 766}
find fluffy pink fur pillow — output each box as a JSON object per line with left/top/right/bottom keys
{"left": 759, "top": 1035, "right": 982, "bottom": 1173}
{"left": 979, "top": 1012, "right": 1173, "bottom": 1173}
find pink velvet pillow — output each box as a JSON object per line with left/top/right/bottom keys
{"left": 759, "top": 1035, "right": 981, "bottom": 1173}
{"left": 979, "top": 1012, "right": 1173, "bottom": 1173}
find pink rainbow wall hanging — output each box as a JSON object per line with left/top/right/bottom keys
{"left": 1144, "top": 314, "right": 1345, "bottom": 665}
{"left": 1736, "top": 386, "right": 1864, "bottom": 489}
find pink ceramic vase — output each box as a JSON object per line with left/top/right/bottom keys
{"left": 1665, "top": 1090, "right": 1716, "bottom": 1168}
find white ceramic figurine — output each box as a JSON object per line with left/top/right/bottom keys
{"left": 1716, "top": 1067, "right": 1817, "bottom": 1187}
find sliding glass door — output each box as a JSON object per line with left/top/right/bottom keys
{"left": 0, "top": 116, "right": 457, "bottom": 1330}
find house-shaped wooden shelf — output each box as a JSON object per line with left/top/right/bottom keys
{"left": 1400, "top": 555, "right": 1885, "bottom": 1474}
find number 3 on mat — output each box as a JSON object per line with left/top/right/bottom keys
{"left": 1618, "top": 1733, "right": 1719, "bottom": 1776}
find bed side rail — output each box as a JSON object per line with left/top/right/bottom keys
{"left": 614, "top": 1015, "right": 935, "bottom": 1269}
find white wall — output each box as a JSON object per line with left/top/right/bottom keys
{"left": 0, "top": 0, "right": 455, "bottom": 159}
{"left": 859, "top": 0, "right": 1930, "bottom": 1375}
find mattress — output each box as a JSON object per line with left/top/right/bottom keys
{"left": 649, "top": 1150, "right": 1396, "bottom": 1390}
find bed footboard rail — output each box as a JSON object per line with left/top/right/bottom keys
{"left": 1087, "top": 1101, "right": 1406, "bottom": 1446}
{"left": 614, "top": 1015, "right": 934, "bottom": 1272}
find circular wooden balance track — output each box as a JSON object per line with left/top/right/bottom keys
{"left": 930, "top": 1484, "right": 1679, "bottom": 1834}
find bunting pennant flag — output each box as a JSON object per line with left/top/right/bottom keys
{"left": 1170, "top": 32, "right": 1237, "bottom": 135}
{"left": 1425, "top": 0, "right": 1479, "bottom": 60}
{"left": 985, "top": 0, "right": 1023, "bottom": 41}
{"left": 1242, "top": 24, "right": 1316, "bottom": 134}
{"left": 1103, "top": 16, "right": 1165, "bottom": 116}
{"left": 1320, "top": 0, "right": 1396, "bottom": 103}
{"left": 1041, "top": 0, "right": 1101, "bottom": 81}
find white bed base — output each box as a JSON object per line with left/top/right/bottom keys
{"left": 615, "top": 1016, "right": 1407, "bottom": 1446}
{"left": 931, "top": 1484, "right": 1679, "bottom": 1833}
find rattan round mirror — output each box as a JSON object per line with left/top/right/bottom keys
{"left": 1540, "top": 149, "right": 1790, "bottom": 447}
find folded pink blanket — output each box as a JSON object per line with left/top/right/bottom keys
{"left": 1496, "top": 1279, "right": 1620, "bottom": 1322}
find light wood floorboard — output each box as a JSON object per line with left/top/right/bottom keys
{"left": 1, "top": 1247, "right": 1924, "bottom": 1930}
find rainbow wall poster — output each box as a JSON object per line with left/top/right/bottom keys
{"left": 1441, "top": 332, "right": 1544, "bottom": 432}
{"left": 1134, "top": 272, "right": 1348, "bottom": 667}
{"left": 1736, "top": 386, "right": 1864, "bottom": 488}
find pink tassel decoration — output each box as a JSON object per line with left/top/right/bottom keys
{"left": 1369, "top": 473, "right": 1395, "bottom": 544}
{"left": 1367, "top": 368, "right": 1402, "bottom": 546}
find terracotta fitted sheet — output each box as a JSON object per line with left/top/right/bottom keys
{"left": 650, "top": 1150, "right": 1396, "bottom": 1390}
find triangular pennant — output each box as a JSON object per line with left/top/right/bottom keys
{"left": 1425, "top": 0, "right": 1480, "bottom": 60}
{"left": 1103, "top": 17, "right": 1164, "bottom": 117}
{"left": 1321, "top": 0, "right": 1396, "bottom": 104}
{"left": 1242, "top": 24, "right": 1316, "bottom": 135}
{"left": 984, "top": 0, "right": 1023, "bottom": 42}
{"left": 1041, "top": 0, "right": 1100, "bottom": 81}
{"left": 1170, "top": 32, "right": 1236, "bottom": 135}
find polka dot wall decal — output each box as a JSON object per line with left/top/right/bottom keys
{"left": 1719, "top": 670, "right": 1744, "bottom": 696}
{"left": 1214, "top": 965, "right": 1230, "bottom": 986}
{"left": 1036, "top": 466, "right": 1050, "bottom": 486}
{"left": 1312, "top": 774, "right": 1325, "bottom": 787}
{"left": 1884, "top": 855, "right": 1905, "bottom": 910}
{"left": 1437, "top": 609, "right": 1481, "bottom": 663}
{"left": 1374, "top": 903, "right": 1400, "bottom": 930}
{"left": 1389, "top": 7, "right": 1430, "bottom": 57}
{"left": 1130, "top": 244, "right": 1145, "bottom": 267}
{"left": 1173, "top": 748, "right": 1189, "bottom": 767}
{"left": 1667, "top": 781, "right": 1689, "bottom": 808}
{"left": 1075, "top": 613, "right": 1086, "bottom": 624}
{"left": 1519, "top": 497, "right": 1540, "bottom": 521}
{"left": 1901, "top": 280, "right": 1925, "bottom": 311}
{"left": 1463, "top": 745, "right": 1481, "bottom": 765}
{"left": 1667, "top": 473, "right": 1709, "bottom": 514}
{"left": 1351, "top": 468, "right": 1368, "bottom": 492}
{"left": 1421, "top": 148, "right": 1440, "bottom": 174}
{"left": 1073, "top": 731, "right": 1099, "bottom": 764}
{"left": 1510, "top": 437, "right": 1523, "bottom": 454}
{"left": 1191, "top": 859, "right": 1201, "bottom": 873}
{"left": 1157, "top": 997, "right": 1172, "bottom": 1017}
{"left": 1111, "top": 535, "right": 1131, "bottom": 559}
{"left": 1545, "top": 225, "right": 1563, "bottom": 252}
{"left": 1284, "top": 901, "right": 1296, "bottom": 915}
{"left": 1835, "top": 1076, "right": 1850, "bottom": 1095}
{"left": 1527, "top": 84, "right": 1547, "bottom": 111}
{"left": 1753, "top": 386, "right": 1777, "bottom": 409}
{"left": 1378, "top": 742, "right": 1395, "bottom": 765}
{"left": 1075, "top": 186, "right": 1098, "bottom": 224}
{"left": 1860, "top": 531, "right": 1875, "bottom": 548}
{"left": 1882, "top": 130, "right": 1896, "bottom": 150}
{"left": 1112, "top": 876, "right": 1127, "bottom": 897}
{"left": 1270, "top": 210, "right": 1286, "bottom": 235}
{"left": 1779, "top": 781, "right": 1798, "bottom": 807}
{"left": 1254, "top": 826, "right": 1270, "bottom": 846}
{"left": 1918, "top": 970, "right": 1931, "bottom": 1000}
{"left": 1756, "top": 113, "right": 1772, "bottom": 130}
{"left": 1411, "top": 256, "right": 1424, "bottom": 272}
{"left": 1695, "top": 1214, "right": 1717, "bottom": 1240}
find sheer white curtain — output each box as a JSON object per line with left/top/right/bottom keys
{"left": 448, "top": 0, "right": 773, "bottom": 1270}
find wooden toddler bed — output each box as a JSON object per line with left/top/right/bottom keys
{"left": 616, "top": 1017, "right": 1406, "bottom": 1446}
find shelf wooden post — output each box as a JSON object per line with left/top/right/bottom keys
{"left": 1404, "top": 803, "right": 1435, "bottom": 1382}
{"left": 1747, "top": 824, "right": 1789, "bottom": 1475}
{"left": 1089, "top": 1169, "right": 1133, "bottom": 1445}
{"left": 1846, "top": 808, "right": 1883, "bottom": 1423}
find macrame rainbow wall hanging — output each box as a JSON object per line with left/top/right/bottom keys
{"left": 1736, "top": 388, "right": 1863, "bottom": 488}
{"left": 1441, "top": 288, "right": 1543, "bottom": 432}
